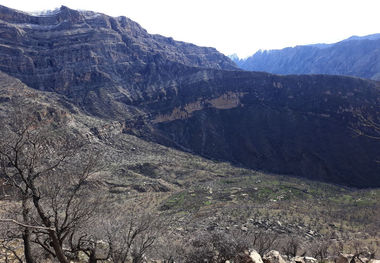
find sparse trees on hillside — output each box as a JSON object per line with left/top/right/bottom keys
{"left": 106, "top": 212, "right": 162, "bottom": 263}
{"left": 169, "top": 229, "right": 280, "bottom": 263}
{"left": 308, "top": 238, "right": 331, "bottom": 262}
{"left": 0, "top": 105, "right": 103, "bottom": 263}
{"left": 0, "top": 103, "right": 163, "bottom": 263}
{"left": 281, "top": 235, "right": 300, "bottom": 258}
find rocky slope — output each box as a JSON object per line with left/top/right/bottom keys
{"left": 149, "top": 71, "right": 380, "bottom": 187}
{"left": 233, "top": 34, "right": 380, "bottom": 80}
{"left": 0, "top": 5, "right": 379, "bottom": 187}
{"left": 1, "top": 71, "right": 379, "bottom": 259}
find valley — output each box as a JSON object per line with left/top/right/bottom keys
{"left": 0, "top": 4, "right": 379, "bottom": 263}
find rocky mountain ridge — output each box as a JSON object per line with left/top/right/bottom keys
{"left": 0, "top": 5, "right": 379, "bottom": 187}
{"left": 233, "top": 34, "right": 380, "bottom": 80}
{"left": 0, "top": 5, "right": 237, "bottom": 117}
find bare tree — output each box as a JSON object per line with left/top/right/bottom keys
{"left": 104, "top": 211, "right": 162, "bottom": 263}
{"left": 281, "top": 235, "right": 301, "bottom": 258}
{"left": 347, "top": 240, "right": 378, "bottom": 263}
{"left": 309, "top": 238, "right": 331, "bottom": 262}
{"left": 0, "top": 104, "right": 103, "bottom": 263}
{"left": 154, "top": 234, "right": 186, "bottom": 263}
{"left": 177, "top": 228, "right": 278, "bottom": 263}
{"left": 250, "top": 231, "right": 279, "bottom": 257}
{"left": 67, "top": 225, "right": 111, "bottom": 263}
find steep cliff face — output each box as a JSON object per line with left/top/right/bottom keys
{"left": 234, "top": 34, "right": 380, "bottom": 80}
{"left": 0, "top": 5, "right": 237, "bottom": 117}
{"left": 0, "top": 5, "right": 379, "bottom": 187}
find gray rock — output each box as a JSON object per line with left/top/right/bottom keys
{"left": 241, "top": 226, "right": 248, "bottom": 232}
{"left": 304, "top": 256, "right": 317, "bottom": 263}
{"left": 249, "top": 249, "right": 264, "bottom": 263}
{"left": 263, "top": 250, "right": 286, "bottom": 263}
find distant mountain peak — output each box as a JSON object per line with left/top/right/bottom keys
{"left": 342, "top": 33, "right": 380, "bottom": 42}
{"left": 235, "top": 33, "right": 380, "bottom": 80}
{"left": 228, "top": 53, "right": 239, "bottom": 60}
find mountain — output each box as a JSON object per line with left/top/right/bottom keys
{"left": 233, "top": 34, "right": 380, "bottom": 80}
{"left": 152, "top": 72, "right": 380, "bottom": 187}
{"left": 0, "top": 5, "right": 379, "bottom": 188}
{"left": 342, "top": 33, "right": 380, "bottom": 42}
{"left": 0, "top": 5, "right": 237, "bottom": 117}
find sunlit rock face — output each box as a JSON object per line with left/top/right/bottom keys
{"left": 0, "top": 5, "right": 379, "bottom": 188}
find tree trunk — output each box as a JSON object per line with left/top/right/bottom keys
{"left": 22, "top": 229, "right": 35, "bottom": 263}
{"left": 88, "top": 251, "right": 97, "bottom": 263}
{"left": 31, "top": 193, "right": 69, "bottom": 263}
{"left": 48, "top": 230, "right": 70, "bottom": 263}
{"left": 22, "top": 198, "right": 35, "bottom": 263}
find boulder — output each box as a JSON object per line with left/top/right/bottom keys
{"left": 241, "top": 226, "right": 249, "bottom": 232}
{"left": 304, "top": 256, "right": 317, "bottom": 263}
{"left": 249, "top": 249, "right": 264, "bottom": 263}
{"left": 263, "top": 250, "right": 286, "bottom": 263}
{"left": 293, "top": 256, "right": 305, "bottom": 263}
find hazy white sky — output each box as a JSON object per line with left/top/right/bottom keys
{"left": 1, "top": 0, "right": 380, "bottom": 57}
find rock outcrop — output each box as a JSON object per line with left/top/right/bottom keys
{"left": 249, "top": 249, "right": 264, "bottom": 263}
{"left": 263, "top": 250, "right": 287, "bottom": 263}
{"left": 0, "top": 4, "right": 237, "bottom": 118}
